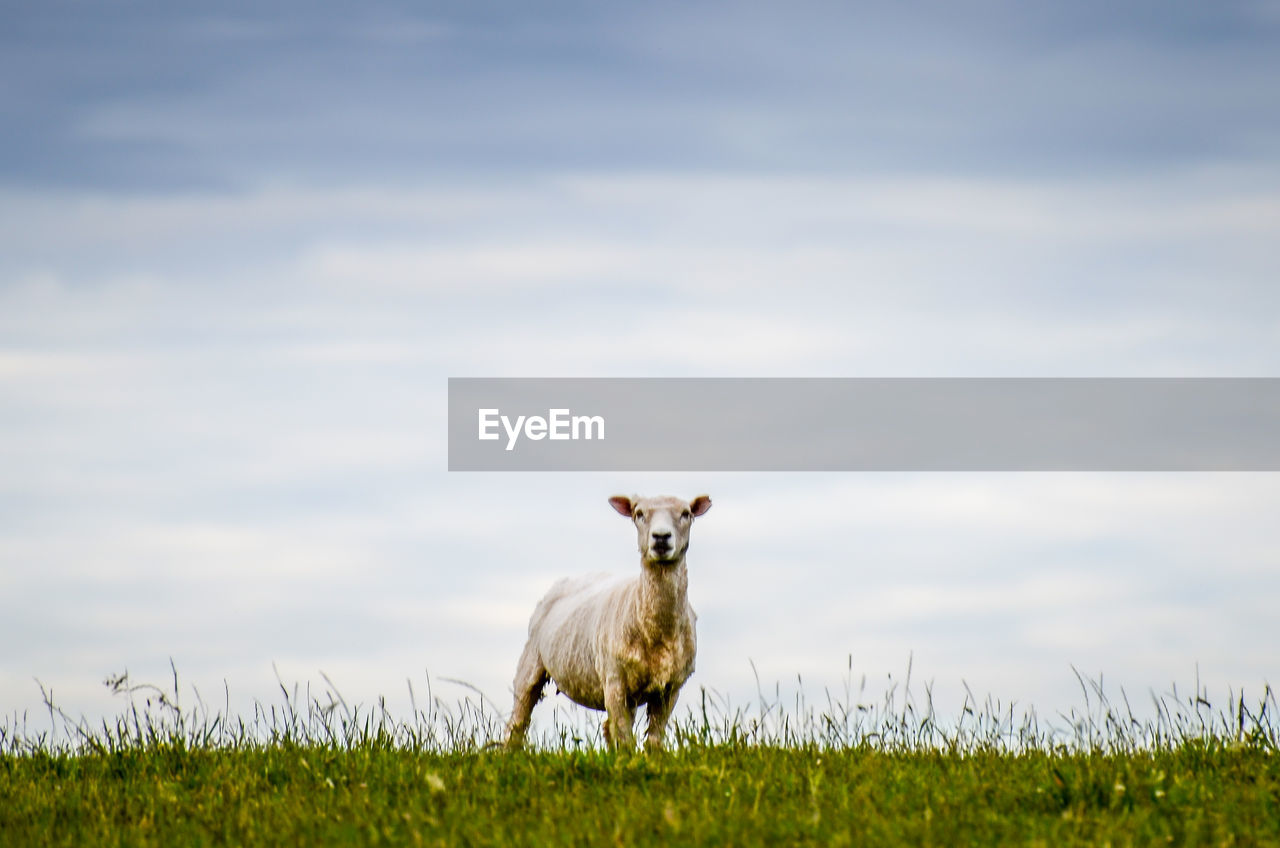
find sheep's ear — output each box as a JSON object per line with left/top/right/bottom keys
{"left": 689, "top": 494, "right": 712, "bottom": 517}
{"left": 608, "top": 495, "right": 635, "bottom": 518}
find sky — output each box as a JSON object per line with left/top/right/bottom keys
{"left": 2, "top": 2, "right": 1279, "bottom": 739}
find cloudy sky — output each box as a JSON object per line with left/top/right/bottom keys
{"left": 2, "top": 2, "right": 1278, "bottom": 736}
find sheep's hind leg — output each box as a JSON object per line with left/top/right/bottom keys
{"left": 505, "top": 640, "right": 548, "bottom": 749}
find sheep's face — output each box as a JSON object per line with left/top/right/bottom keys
{"left": 609, "top": 494, "right": 712, "bottom": 565}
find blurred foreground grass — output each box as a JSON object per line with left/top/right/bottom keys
{"left": 1, "top": 664, "right": 1276, "bottom": 846}
{"left": 4, "top": 743, "right": 1279, "bottom": 846}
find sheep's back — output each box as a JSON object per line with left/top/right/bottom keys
{"left": 529, "top": 572, "right": 632, "bottom": 709}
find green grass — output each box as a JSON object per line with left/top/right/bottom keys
{"left": 1, "top": 666, "right": 1276, "bottom": 846}
{"left": 5, "top": 743, "right": 1279, "bottom": 846}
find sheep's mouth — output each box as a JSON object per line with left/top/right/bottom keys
{"left": 648, "top": 545, "right": 681, "bottom": 564}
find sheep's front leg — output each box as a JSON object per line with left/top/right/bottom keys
{"left": 604, "top": 676, "right": 636, "bottom": 751}
{"left": 645, "top": 686, "right": 679, "bottom": 752}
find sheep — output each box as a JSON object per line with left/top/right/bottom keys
{"left": 505, "top": 493, "right": 713, "bottom": 752}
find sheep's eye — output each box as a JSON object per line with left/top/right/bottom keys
{"left": 681, "top": 511, "right": 691, "bottom": 520}
{"left": 634, "top": 511, "right": 644, "bottom": 520}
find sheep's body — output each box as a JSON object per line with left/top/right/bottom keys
{"left": 505, "top": 494, "right": 711, "bottom": 751}
{"left": 522, "top": 571, "right": 696, "bottom": 712}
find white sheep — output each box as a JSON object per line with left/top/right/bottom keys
{"left": 505, "top": 493, "right": 713, "bottom": 751}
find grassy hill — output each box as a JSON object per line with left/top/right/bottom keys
{"left": 2, "top": 669, "right": 1275, "bottom": 846}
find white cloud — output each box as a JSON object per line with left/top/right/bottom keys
{"left": 2, "top": 166, "right": 1277, "bottom": 728}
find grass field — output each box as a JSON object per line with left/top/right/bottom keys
{"left": 2, "top": 667, "right": 1276, "bottom": 846}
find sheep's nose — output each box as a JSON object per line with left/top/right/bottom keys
{"left": 652, "top": 531, "right": 672, "bottom": 544}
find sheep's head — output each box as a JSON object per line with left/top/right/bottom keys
{"left": 609, "top": 493, "right": 712, "bottom": 565}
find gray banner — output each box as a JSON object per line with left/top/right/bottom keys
{"left": 447, "top": 378, "right": 1280, "bottom": 471}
